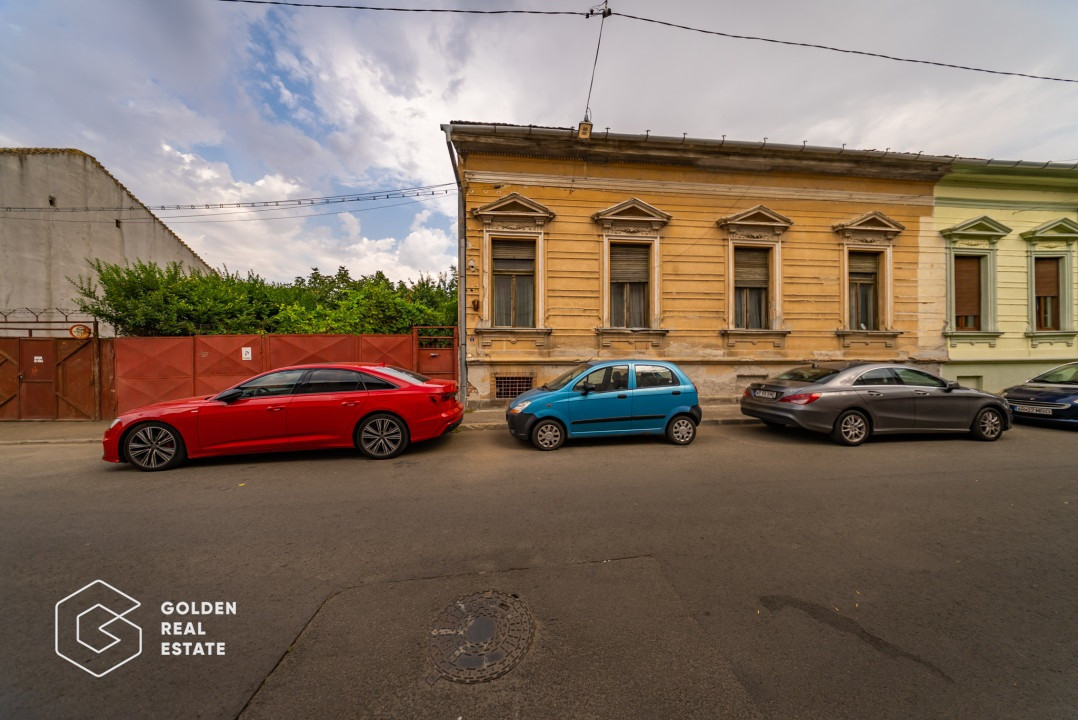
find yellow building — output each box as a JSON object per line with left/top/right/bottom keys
{"left": 935, "top": 162, "right": 1078, "bottom": 392}
{"left": 443, "top": 122, "right": 954, "bottom": 407}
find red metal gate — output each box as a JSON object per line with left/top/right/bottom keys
{"left": 109, "top": 329, "right": 457, "bottom": 416}
{"left": 0, "top": 337, "right": 100, "bottom": 420}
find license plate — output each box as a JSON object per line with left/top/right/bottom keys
{"left": 1013, "top": 405, "right": 1052, "bottom": 415}
{"left": 753, "top": 389, "right": 778, "bottom": 399}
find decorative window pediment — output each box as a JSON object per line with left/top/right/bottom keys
{"left": 941, "top": 216, "right": 1011, "bottom": 247}
{"left": 833, "top": 211, "right": 905, "bottom": 244}
{"left": 472, "top": 193, "right": 555, "bottom": 229}
{"left": 717, "top": 205, "right": 793, "bottom": 239}
{"left": 592, "top": 198, "right": 671, "bottom": 233}
{"left": 1020, "top": 217, "right": 1078, "bottom": 247}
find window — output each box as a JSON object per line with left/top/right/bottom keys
{"left": 610, "top": 244, "right": 649, "bottom": 327}
{"left": 635, "top": 364, "right": 677, "bottom": 388}
{"left": 238, "top": 369, "right": 306, "bottom": 398}
{"left": 358, "top": 373, "right": 399, "bottom": 391}
{"left": 733, "top": 247, "right": 770, "bottom": 329}
{"left": 495, "top": 376, "right": 533, "bottom": 399}
{"left": 848, "top": 252, "right": 879, "bottom": 330}
{"left": 297, "top": 368, "right": 363, "bottom": 394}
{"left": 1035, "top": 257, "right": 1061, "bottom": 331}
{"left": 854, "top": 368, "right": 898, "bottom": 386}
{"left": 492, "top": 239, "right": 535, "bottom": 327}
{"left": 573, "top": 364, "right": 629, "bottom": 393}
{"left": 893, "top": 367, "right": 946, "bottom": 388}
{"left": 953, "top": 255, "right": 982, "bottom": 331}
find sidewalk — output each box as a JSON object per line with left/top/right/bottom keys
{"left": 0, "top": 403, "right": 756, "bottom": 446}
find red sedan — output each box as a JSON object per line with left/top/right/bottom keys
{"left": 103, "top": 363, "right": 464, "bottom": 471}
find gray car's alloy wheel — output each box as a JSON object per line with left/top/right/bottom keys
{"left": 666, "top": 416, "right": 697, "bottom": 445}
{"left": 125, "top": 422, "right": 186, "bottom": 471}
{"left": 831, "top": 409, "right": 870, "bottom": 446}
{"left": 357, "top": 413, "right": 410, "bottom": 459}
{"left": 971, "top": 407, "right": 1004, "bottom": 441}
{"left": 531, "top": 418, "right": 565, "bottom": 451}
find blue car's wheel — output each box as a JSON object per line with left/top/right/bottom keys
{"left": 666, "top": 416, "right": 697, "bottom": 445}
{"left": 531, "top": 418, "right": 565, "bottom": 451}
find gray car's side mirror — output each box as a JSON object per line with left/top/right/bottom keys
{"left": 944, "top": 380, "right": 960, "bottom": 392}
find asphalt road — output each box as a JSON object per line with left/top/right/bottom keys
{"left": 1, "top": 422, "right": 1075, "bottom": 719}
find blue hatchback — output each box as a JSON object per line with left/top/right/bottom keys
{"left": 506, "top": 360, "right": 702, "bottom": 450}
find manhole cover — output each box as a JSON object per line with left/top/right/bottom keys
{"left": 426, "top": 590, "right": 534, "bottom": 684}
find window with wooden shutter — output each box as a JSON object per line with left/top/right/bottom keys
{"left": 953, "top": 255, "right": 982, "bottom": 331}
{"left": 848, "top": 252, "right": 879, "bottom": 330}
{"left": 1035, "top": 257, "right": 1060, "bottom": 330}
{"left": 492, "top": 239, "right": 535, "bottom": 327}
{"left": 734, "top": 248, "right": 770, "bottom": 329}
{"left": 609, "top": 244, "right": 649, "bottom": 327}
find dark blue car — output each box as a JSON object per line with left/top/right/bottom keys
{"left": 1001, "top": 362, "right": 1078, "bottom": 428}
{"left": 506, "top": 360, "right": 702, "bottom": 450}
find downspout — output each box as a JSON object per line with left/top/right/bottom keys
{"left": 442, "top": 125, "right": 468, "bottom": 406}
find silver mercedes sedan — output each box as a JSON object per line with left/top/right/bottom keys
{"left": 740, "top": 362, "right": 1012, "bottom": 446}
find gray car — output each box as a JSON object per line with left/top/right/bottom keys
{"left": 740, "top": 362, "right": 1012, "bottom": 446}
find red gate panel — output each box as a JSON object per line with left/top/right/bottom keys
{"left": 0, "top": 339, "right": 18, "bottom": 420}
{"left": 55, "top": 339, "right": 97, "bottom": 420}
{"left": 267, "top": 335, "right": 358, "bottom": 368}
{"left": 114, "top": 337, "right": 194, "bottom": 414}
{"left": 194, "top": 335, "right": 263, "bottom": 396}
{"left": 19, "top": 339, "right": 56, "bottom": 419}
{"left": 359, "top": 335, "right": 413, "bottom": 368}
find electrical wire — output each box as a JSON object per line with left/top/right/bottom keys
{"left": 215, "top": 0, "right": 1078, "bottom": 84}
{"left": 217, "top": 0, "right": 588, "bottom": 16}
{"left": 583, "top": 1, "right": 609, "bottom": 121}
{"left": 614, "top": 12, "right": 1078, "bottom": 84}
{"left": 0, "top": 184, "right": 456, "bottom": 214}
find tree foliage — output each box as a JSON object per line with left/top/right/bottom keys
{"left": 72, "top": 260, "right": 457, "bottom": 336}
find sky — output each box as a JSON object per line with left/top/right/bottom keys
{"left": 2, "top": 0, "right": 1077, "bottom": 284}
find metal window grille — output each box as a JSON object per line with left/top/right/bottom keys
{"left": 495, "top": 375, "right": 534, "bottom": 399}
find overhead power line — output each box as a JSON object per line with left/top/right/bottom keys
{"left": 0, "top": 183, "right": 456, "bottom": 214}
{"left": 615, "top": 13, "right": 1078, "bottom": 84}
{"left": 214, "top": 0, "right": 1078, "bottom": 84}
{"left": 217, "top": 0, "right": 587, "bottom": 16}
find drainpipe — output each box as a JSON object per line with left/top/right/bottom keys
{"left": 442, "top": 125, "right": 468, "bottom": 406}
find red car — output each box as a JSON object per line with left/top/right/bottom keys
{"left": 103, "top": 363, "right": 464, "bottom": 471}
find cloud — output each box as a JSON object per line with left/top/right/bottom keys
{"left": 3, "top": 0, "right": 1077, "bottom": 287}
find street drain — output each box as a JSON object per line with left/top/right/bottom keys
{"left": 425, "top": 590, "right": 534, "bottom": 684}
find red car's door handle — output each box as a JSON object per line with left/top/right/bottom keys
{"left": 341, "top": 401, "right": 358, "bottom": 407}
{"left": 266, "top": 406, "right": 285, "bottom": 412}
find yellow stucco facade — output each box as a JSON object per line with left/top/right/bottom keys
{"left": 445, "top": 123, "right": 953, "bottom": 406}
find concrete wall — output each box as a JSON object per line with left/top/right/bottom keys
{"left": 1, "top": 149, "right": 209, "bottom": 334}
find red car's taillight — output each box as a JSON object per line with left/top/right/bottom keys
{"left": 780, "top": 392, "right": 821, "bottom": 405}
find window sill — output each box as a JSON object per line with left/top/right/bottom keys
{"left": 944, "top": 331, "right": 1003, "bottom": 347}
{"left": 720, "top": 328, "right": 790, "bottom": 348}
{"left": 1024, "top": 330, "right": 1077, "bottom": 348}
{"left": 475, "top": 327, "right": 553, "bottom": 347}
{"left": 596, "top": 327, "right": 668, "bottom": 348}
{"left": 835, "top": 330, "right": 903, "bottom": 348}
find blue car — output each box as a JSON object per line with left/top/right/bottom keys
{"left": 505, "top": 360, "right": 702, "bottom": 450}
{"left": 1001, "top": 362, "right": 1078, "bottom": 428}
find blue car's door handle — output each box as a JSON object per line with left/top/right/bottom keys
{"left": 671, "top": 390, "right": 681, "bottom": 395}
{"left": 617, "top": 394, "right": 627, "bottom": 399}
